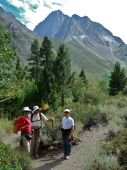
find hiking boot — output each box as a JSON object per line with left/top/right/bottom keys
{"left": 30, "top": 156, "right": 35, "bottom": 159}
{"left": 35, "top": 154, "right": 39, "bottom": 158}
{"left": 65, "top": 156, "right": 70, "bottom": 159}
{"left": 61, "top": 154, "right": 65, "bottom": 159}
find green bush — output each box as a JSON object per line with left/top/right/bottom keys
{"left": 88, "top": 155, "right": 119, "bottom": 170}
{"left": 112, "top": 130, "right": 127, "bottom": 167}
{"left": 82, "top": 105, "right": 103, "bottom": 129}
{"left": 89, "top": 129, "right": 127, "bottom": 169}
{"left": 84, "top": 143, "right": 120, "bottom": 170}
{"left": 0, "top": 141, "right": 33, "bottom": 170}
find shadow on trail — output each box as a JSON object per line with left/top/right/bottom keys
{"left": 37, "top": 158, "right": 64, "bottom": 170}
{"left": 31, "top": 144, "right": 65, "bottom": 170}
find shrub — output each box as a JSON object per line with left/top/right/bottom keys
{"left": 112, "top": 130, "right": 127, "bottom": 166}
{"left": 82, "top": 105, "right": 103, "bottom": 129}
{"left": 84, "top": 144, "right": 119, "bottom": 170}
{"left": 0, "top": 141, "right": 33, "bottom": 170}
{"left": 88, "top": 154, "right": 119, "bottom": 170}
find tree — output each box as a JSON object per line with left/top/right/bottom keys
{"left": 40, "top": 36, "right": 54, "bottom": 71}
{"left": 52, "top": 43, "right": 75, "bottom": 106}
{"left": 28, "top": 39, "right": 40, "bottom": 81}
{"left": 16, "top": 56, "right": 28, "bottom": 80}
{"left": 71, "top": 76, "right": 87, "bottom": 102}
{"left": 0, "top": 23, "right": 27, "bottom": 105}
{"left": 36, "top": 37, "right": 55, "bottom": 105}
{"left": 37, "top": 65, "right": 52, "bottom": 103}
{"left": 79, "top": 69, "right": 88, "bottom": 86}
{"left": 109, "top": 62, "right": 127, "bottom": 95}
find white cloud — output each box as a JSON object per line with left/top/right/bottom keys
{"left": 23, "top": 0, "right": 66, "bottom": 30}
{"left": 6, "top": 0, "right": 23, "bottom": 7}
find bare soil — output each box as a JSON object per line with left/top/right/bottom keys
{"left": 1, "top": 124, "right": 108, "bottom": 170}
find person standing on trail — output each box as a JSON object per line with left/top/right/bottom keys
{"left": 18, "top": 106, "right": 32, "bottom": 154}
{"left": 61, "top": 109, "right": 75, "bottom": 159}
{"left": 30, "top": 106, "right": 54, "bottom": 158}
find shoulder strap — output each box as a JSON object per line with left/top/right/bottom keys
{"left": 39, "top": 113, "right": 42, "bottom": 126}
{"left": 39, "top": 112, "right": 42, "bottom": 121}
{"left": 31, "top": 113, "right": 33, "bottom": 122}
{"left": 14, "top": 116, "right": 28, "bottom": 123}
{"left": 31, "top": 113, "right": 42, "bottom": 122}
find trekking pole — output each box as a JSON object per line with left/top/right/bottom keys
{"left": 51, "top": 121, "right": 55, "bottom": 141}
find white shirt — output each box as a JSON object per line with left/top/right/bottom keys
{"left": 61, "top": 117, "right": 74, "bottom": 130}
{"left": 31, "top": 113, "right": 48, "bottom": 127}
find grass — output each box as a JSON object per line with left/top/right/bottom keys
{"left": 0, "top": 118, "right": 13, "bottom": 138}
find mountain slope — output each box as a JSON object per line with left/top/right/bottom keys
{"left": 0, "top": 6, "right": 37, "bottom": 63}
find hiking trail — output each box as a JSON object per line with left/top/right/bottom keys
{"left": 1, "top": 124, "right": 108, "bottom": 170}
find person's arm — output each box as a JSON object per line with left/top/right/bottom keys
{"left": 46, "top": 118, "right": 54, "bottom": 122}
{"left": 19, "top": 119, "right": 31, "bottom": 131}
{"left": 41, "top": 113, "right": 54, "bottom": 122}
{"left": 68, "top": 126, "right": 74, "bottom": 139}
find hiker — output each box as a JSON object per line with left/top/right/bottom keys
{"left": 18, "top": 106, "right": 32, "bottom": 154}
{"left": 61, "top": 109, "right": 75, "bottom": 159}
{"left": 30, "top": 105, "right": 54, "bottom": 158}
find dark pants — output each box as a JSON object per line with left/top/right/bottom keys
{"left": 62, "top": 131, "right": 72, "bottom": 156}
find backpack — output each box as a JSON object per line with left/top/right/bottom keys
{"left": 13, "top": 116, "right": 28, "bottom": 134}
{"left": 31, "top": 112, "right": 42, "bottom": 125}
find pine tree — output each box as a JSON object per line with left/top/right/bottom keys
{"left": 28, "top": 39, "right": 40, "bottom": 81}
{"left": 36, "top": 37, "right": 55, "bottom": 104}
{"left": 109, "top": 62, "right": 127, "bottom": 95}
{"left": 37, "top": 65, "right": 52, "bottom": 103}
{"left": 79, "top": 69, "right": 88, "bottom": 86}
{"left": 52, "top": 43, "right": 75, "bottom": 106}
{"left": 40, "top": 36, "right": 54, "bottom": 71}
{"left": 15, "top": 56, "right": 28, "bottom": 80}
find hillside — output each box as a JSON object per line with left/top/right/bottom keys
{"left": 51, "top": 39, "right": 114, "bottom": 78}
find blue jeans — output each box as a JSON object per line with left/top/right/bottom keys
{"left": 62, "top": 131, "right": 72, "bottom": 156}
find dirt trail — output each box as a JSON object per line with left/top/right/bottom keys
{"left": 1, "top": 131, "right": 21, "bottom": 148}
{"left": 32, "top": 124, "right": 108, "bottom": 170}
{"left": 1, "top": 125, "right": 108, "bottom": 170}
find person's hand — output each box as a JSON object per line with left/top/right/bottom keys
{"left": 27, "top": 120, "right": 31, "bottom": 124}
{"left": 50, "top": 118, "right": 54, "bottom": 122}
{"left": 31, "top": 128, "right": 34, "bottom": 132}
{"left": 68, "top": 135, "right": 72, "bottom": 139}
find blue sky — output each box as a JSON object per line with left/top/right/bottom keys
{"left": 0, "top": 0, "right": 127, "bottom": 44}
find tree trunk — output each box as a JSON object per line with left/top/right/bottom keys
{"left": 61, "top": 91, "right": 64, "bottom": 107}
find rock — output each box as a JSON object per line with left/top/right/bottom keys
{"left": 48, "top": 146, "right": 54, "bottom": 151}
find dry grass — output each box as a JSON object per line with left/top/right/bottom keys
{"left": 0, "top": 118, "right": 13, "bottom": 138}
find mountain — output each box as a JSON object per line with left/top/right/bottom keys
{"left": 34, "top": 10, "right": 127, "bottom": 65}
{"left": 1, "top": 7, "right": 127, "bottom": 79}
{"left": 0, "top": 6, "right": 37, "bottom": 63}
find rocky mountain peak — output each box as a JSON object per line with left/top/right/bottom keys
{"left": 33, "top": 10, "right": 126, "bottom": 63}
{"left": 33, "top": 10, "right": 68, "bottom": 38}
